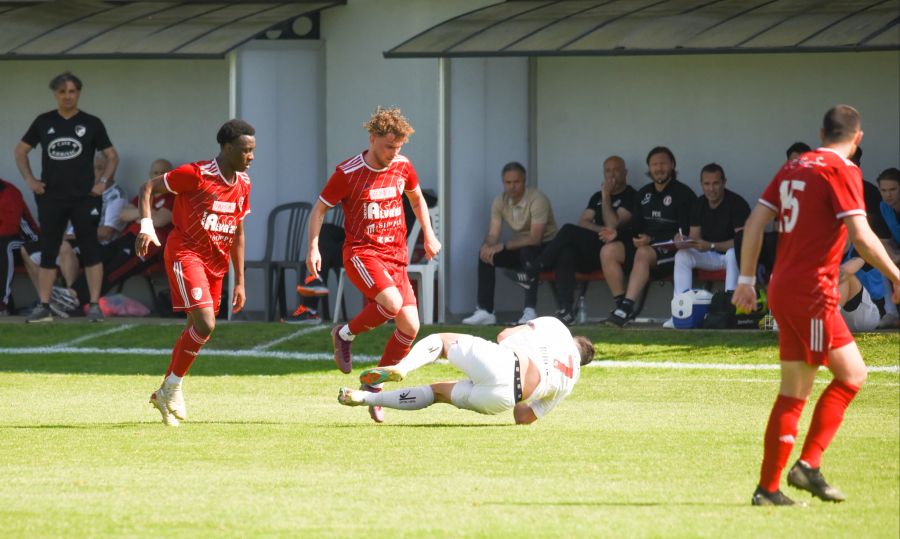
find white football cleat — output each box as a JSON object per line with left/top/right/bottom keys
{"left": 150, "top": 387, "right": 180, "bottom": 427}
{"left": 337, "top": 387, "right": 366, "bottom": 407}
{"left": 163, "top": 382, "right": 187, "bottom": 421}
{"left": 462, "top": 309, "right": 496, "bottom": 326}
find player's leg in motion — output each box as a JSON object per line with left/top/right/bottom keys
{"left": 150, "top": 307, "right": 214, "bottom": 426}
{"left": 752, "top": 360, "right": 815, "bottom": 506}
{"left": 787, "top": 342, "right": 865, "bottom": 503}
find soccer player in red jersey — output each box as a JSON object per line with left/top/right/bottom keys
{"left": 735, "top": 105, "right": 900, "bottom": 506}
{"left": 307, "top": 107, "right": 440, "bottom": 423}
{"left": 136, "top": 120, "right": 255, "bottom": 427}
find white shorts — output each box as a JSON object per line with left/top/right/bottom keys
{"left": 447, "top": 335, "right": 517, "bottom": 415}
{"left": 840, "top": 287, "right": 880, "bottom": 332}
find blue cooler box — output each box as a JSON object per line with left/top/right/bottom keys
{"left": 671, "top": 289, "right": 714, "bottom": 329}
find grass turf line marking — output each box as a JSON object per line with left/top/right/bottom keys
{"left": 51, "top": 324, "right": 135, "bottom": 348}
{"left": 252, "top": 325, "right": 329, "bottom": 351}
{"left": 0, "top": 346, "right": 897, "bottom": 373}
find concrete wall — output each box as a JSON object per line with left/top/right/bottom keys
{"left": 0, "top": 60, "right": 230, "bottom": 207}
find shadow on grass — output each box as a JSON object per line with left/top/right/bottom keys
{"left": 326, "top": 422, "right": 511, "bottom": 429}
{"left": 479, "top": 501, "right": 743, "bottom": 507}
{"left": 0, "top": 356, "right": 338, "bottom": 376}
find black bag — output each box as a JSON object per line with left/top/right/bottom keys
{"left": 703, "top": 290, "right": 736, "bottom": 329}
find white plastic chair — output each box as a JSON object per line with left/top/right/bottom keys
{"left": 332, "top": 208, "right": 440, "bottom": 324}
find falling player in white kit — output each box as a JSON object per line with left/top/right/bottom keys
{"left": 338, "top": 317, "right": 594, "bottom": 424}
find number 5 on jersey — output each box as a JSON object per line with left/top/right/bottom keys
{"left": 778, "top": 179, "right": 806, "bottom": 233}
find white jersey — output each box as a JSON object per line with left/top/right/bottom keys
{"left": 499, "top": 316, "right": 581, "bottom": 418}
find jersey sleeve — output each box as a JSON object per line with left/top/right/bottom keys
{"left": 240, "top": 184, "right": 251, "bottom": 221}
{"left": 21, "top": 117, "right": 41, "bottom": 148}
{"left": 530, "top": 191, "right": 552, "bottom": 225}
{"left": 759, "top": 170, "right": 784, "bottom": 213}
{"left": 92, "top": 118, "right": 113, "bottom": 151}
{"left": 529, "top": 391, "right": 567, "bottom": 419}
{"left": 586, "top": 191, "right": 601, "bottom": 211}
{"left": 319, "top": 168, "right": 348, "bottom": 207}
{"left": 830, "top": 166, "right": 866, "bottom": 219}
{"left": 163, "top": 164, "right": 200, "bottom": 195}
{"left": 403, "top": 161, "right": 420, "bottom": 192}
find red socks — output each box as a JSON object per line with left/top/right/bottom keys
{"left": 800, "top": 380, "right": 860, "bottom": 468}
{"left": 759, "top": 394, "right": 806, "bottom": 492}
{"left": 165, "top": 326, "right": 210, "bottom": 378}
{"left": 348, "top": 301, "right": 397, "bottom": 335}
{"left": 378, "top": 329, "right": 415, "bottom": 367}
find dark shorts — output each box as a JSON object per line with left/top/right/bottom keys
{"left": 35, "top": 195, "right": 102, "bottom": 268}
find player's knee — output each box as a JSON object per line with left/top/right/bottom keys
{"left": 193, "top": 314, "right": 216, "bottom": 337}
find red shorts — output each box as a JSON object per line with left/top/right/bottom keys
{"left": 164, "top": 251, "right": 223, "bottom": 314}
{"left": 774, "top": 307, "right": 853, "bottom": 366}
{"left": 344, "top": 253, "right": 416, "bottom": 307}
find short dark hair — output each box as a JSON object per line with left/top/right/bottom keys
{"left": 850, "top": 146, "right": 863, "bottom": 166}
{"left": 785, "top": 141, "right": 811, "bottom": 159}
{"left": 822, "top": 105, "right": 861, "bottom": 143}
{"left": 646, "top": 146, "right": 676, "bottom": 167}
{"left": 877, "top": 167, "right": 900, "bottom": 186}
{"left": 700, "top": 162, "right": 726, "bottom": 183}
{"left": 216, "top": 119, "right": 256, "bottom": 146}
{"left": 574, "top": 336, "right": 594, "bottom": 366}
{"left": 501, "top": 161, "right": 526, "bottom": 177}
{"left": 49, "top": 71, "right": 82, "bottom": 91}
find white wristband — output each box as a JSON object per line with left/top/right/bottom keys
{"left": 737, "top": 275, "right": 756, "bottom": 287}
{"left": 139, "top": 217, "right": 161, "bottom": 246}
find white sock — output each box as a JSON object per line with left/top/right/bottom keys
{"left": 165, "top": 373, "right": 183, "bottom": 386}
{"left": 339, "top": 324, "right": 355, "bottom": 341}
{"left": 394, "top": 333, "right": 443, "bottom": 376}
{"left": 363, "top": 385, "right": 435, "bottom": 410}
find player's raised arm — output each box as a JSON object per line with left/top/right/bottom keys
{"left": 306, "top": 199, "right": 330, "bottom": 278}
{"left": 135, "top": 175, "right": 168, "bottom": 257}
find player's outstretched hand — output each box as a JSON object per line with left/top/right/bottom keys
{"left": 232, "top": 284, "right": 246, "bottom": 313}
{"left": 306, "top": 246, "right": 321, "bottom": 280}
{"left": 424, "top": 236, "right": 441, "bottom": 260}
{"left": 732, "top": 283, "right": 757, "bottom": 313}
{"left": 135, "top": 218, "right": 161, "bottom": 258}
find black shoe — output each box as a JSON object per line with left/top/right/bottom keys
{"left": 787, "top": 460, "right": 846, "bottom": 502}
{"left": 752, "top": 486, "right": 801, "bottom": 506}
{"left": 555, "top": 309, "right": 575, "bottom": 326}
{"left": 503, "top": 268, "right": 538, "bottom": 291}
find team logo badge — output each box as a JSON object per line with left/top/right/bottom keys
{"left": 641, "top": 193, "right": 652, "bottom": 205}
{"left": 191, "top": 287, "right": 203, "bottom": 301}
{"left": 397, "top": 178, "right": 405, "bottom": 192}
{"left": 75, "top": 125, "right": 86, "bottom": 137}
{"left": 238, "top": 196, "right": 245, "bottom": 212}
{"left": 663, "top": 195, "right": 672, "bottom": 206}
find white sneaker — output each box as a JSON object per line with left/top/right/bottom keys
{"left": 462, "top": 308, "right": 496, "bottom": 325}
{"left": 163, "top": 382, "right": 187, "bottom": 420}
{"left": 662, "top": 318, "right": 675, "bottom": 329}
{"left": 517, "top": 307, "right": 537, "bottom": 324}
{"left": 149, "top": 386, "right": 180, "bottom": 427}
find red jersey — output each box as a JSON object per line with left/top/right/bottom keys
{"left": 125, "top": 192, "right": 175, "bottom": 244}
{"left": 0, "top": 179, "right": 39, "bottom": 240}
{"left": 163, "top": 159, "right": 251, "bottom": 277}
{"left": 319, "top": 152, "right": 419, "bottom": 266}
{"left": 759, "top": 148, "right": 865, "bottom": 317}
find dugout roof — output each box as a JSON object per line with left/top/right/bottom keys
{"left": 0, "top": 0, "right": 343, "bottom": 58}
{"left": 385, "top": 0, "right": 900, "bottom": 58}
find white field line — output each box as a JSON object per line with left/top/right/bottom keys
{"left": 0, "top": 345, "right": 897, "bottom": 374}
{"left": 252, "top": 325, "right": 329, "bottom": 351}
{"left": 52, "top": 324, "right": 135, "bottom": 348}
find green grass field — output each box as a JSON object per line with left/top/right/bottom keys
{"left": 0, "top": 322, "right": 897, "bottom": 538}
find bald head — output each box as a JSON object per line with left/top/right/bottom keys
{"left": 149, "top": 159, "right": 174, "bottom": 178}
{"left": 602, "top": 155, "right": 628, "bottom": 194}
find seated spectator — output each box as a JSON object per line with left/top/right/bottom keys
{"left": 785, "top": 141, "right": 811, "bottom": 161}
{"left": 876, "top": 167, "right": 900, "bottom": 328}
{"left": 509, "top": 155, "right": 636, "bottom": 325}
{"left": 462, "top": 162, "right": 557, "bottom": 325}
{"left": 0, "top": 178, "right": 40, "bottom": 315}
{"left": 601, "top": 146, "right": 694, "bottom": 326}
{"left": 55, "top": 159, "right": 175, "bottom": 315}
{"left": 665, "top": 163, "right": 750, "bottom": 327}
{"left": 839, "top": 256, "right": 880, "bottom": 332}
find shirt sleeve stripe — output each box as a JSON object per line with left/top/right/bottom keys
{"left": 836, "top": 209, "right": 866, "bottom": 219}
{"left": 163, "top": 173, "right": 176, "bottom": 194}
{"left": 758, "top": 198, "right": 777, "bottom": 212}
{"left": 318, "top": 195, "right": 335, "bottom": 208}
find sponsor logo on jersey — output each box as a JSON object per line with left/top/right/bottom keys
{"left": 641, "top": 193, "right": 652, "bottom": 205}
{"left": 368, "top": 186, "right": 397, "bottom": 201}
{"left": 212, "top": 200, "right": 237, "bottom": 213}
{"left": 663, "top": 195, "right": 672, "bottom": 207}
{"left": 201, "top": 212, "right": 238, "bottom": 234}
{"left": 191, "top": 287, "right": 203, "bottom": 301}
{"left": 74, "top": 125, "right": 86, "bottom": 137}
{"left": 47, "top": 127, "right": 55, "bottom": 134}
{"left": 366, "top": 223, "right": 376, "bottom": 235}
{"left": 364, "top": 199, "right": 402, "bottom": 220}
{"left": 90, "top": 208, "right": 99, "bottom": 216}
{"left": 47, "top": 137, "right": 82, "bottom": 160}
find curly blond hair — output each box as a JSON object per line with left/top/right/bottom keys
{"left": 363, "top": 106, "right": 415, "bottom": 139}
